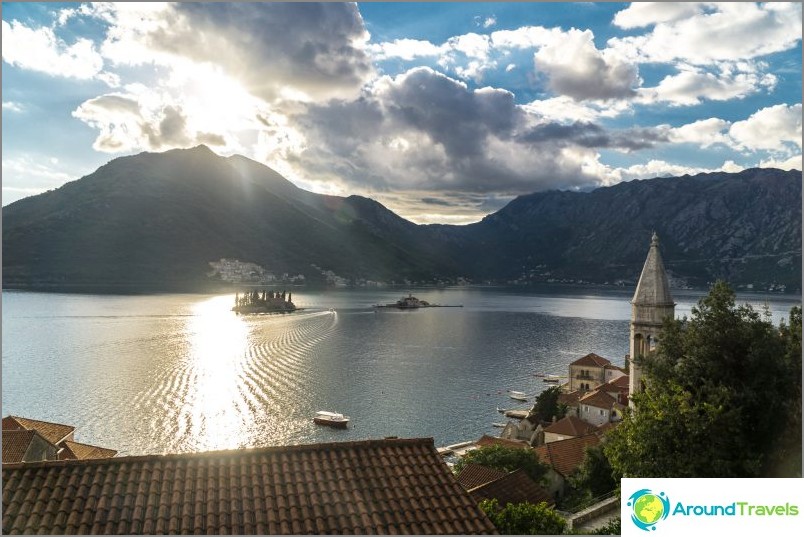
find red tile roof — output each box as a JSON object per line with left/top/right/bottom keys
{"left": 558, "top": 391, "right": 581, "bottom": 407}
{"left": 59, "top": 441, "right": 118, "bottom": 461}
{"left": 604, "top": 375, "right": 630, "bottom": 389}
{"left": 476, "top": 435, "right": 529, "bottom": 450}
{"left": 543, "top": 416, "right": 599, "bottom": 438}
{"left": 468, "top": 469, "right": 554, "bottom": 508}
{"left": 579, "top": 389, "right": 617, "bottom": 409}
{"left": 534, "top": 434, "right": 601, "bottom": 477}
{"left": 2, "top": 430, "right": 38, "bottom": 464}
{"left": 456, "top": 463, "right": 507, "bottom": 490}
{"left": 3, "top": 416, "right": 75, "bottom": 445}
{"left": 2, "top": 437, "right": 498, "bottom": 535}
{"left": 570, "top": 353, "right": 611, "bottom": 368}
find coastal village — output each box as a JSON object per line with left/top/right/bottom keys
{"left": 3, "top": 234, "right": 673, "bottom": 533}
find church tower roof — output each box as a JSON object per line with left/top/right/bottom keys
{"left": 632, "top": 232, "right": 674, "bottom": 306}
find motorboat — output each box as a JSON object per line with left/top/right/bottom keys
{"left": 313, "top": 411, "right": 349, "bottom": 428}
{"left": 543, "top": 375, "right": 561, "bottom": 384}
{"left": 508, "top": 391, "right": 529, "bottom": 402}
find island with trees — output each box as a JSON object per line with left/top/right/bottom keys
{"left": 233, "top": 289, "right": 296, "bottom": 314}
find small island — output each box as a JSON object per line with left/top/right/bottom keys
{"left": 374, "top": 294, "right": 462, "bottom": 309}
{"left": 233, "top": 289, "right": 296, "bottom": 314}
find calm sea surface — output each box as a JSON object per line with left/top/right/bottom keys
{"left": 2, "top": 287, "right": 800, "bottom": 456}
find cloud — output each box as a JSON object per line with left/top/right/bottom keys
{"left": 666, "top": 118, "right": 732, "bottom": 148}
{"left": 728, "top": 103, "right": 802, "bottom": 152}
{"left": 368, "top": 39, "right": 443, "bottom": 61}
{"left": 72, "top": 92, "right": 228, "bottom": 153}
{"left": 1, "top": 19, "right": 116, "bottom": 84}
{"left": 98, "top": 2, "right": 373, "bottom": 103}
{"left": 602, "top": 158, "right": 746, "bottom": 184}
{"left": 290, "top": 66, "right": 674, "bottom": 218}
{"left": 612, "top": 2, "right": 708, "bottom": 29}
{"left": 639, "top": 63, "right": 778, "bottom": 106}
{"left": 609, "top": 3, "right": 802, "bottom": 65}
{"left": 522, "top": 96, "right": 631, "bottom": 123}
{"left": 2, "top": 101, "right": 24, "bottom": 113}
{"left": 758, "top": 154, "right": 802, "bottom": 171}
{"left": 534, "top": 29, "right": 639, "bottom": 101}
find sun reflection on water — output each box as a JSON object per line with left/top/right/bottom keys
{"left": 183, "top": 295, "right": 249, "bottom": 452}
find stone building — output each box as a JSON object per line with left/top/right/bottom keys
{"left": 629, "top": 232, "right": 675, "bottom": 406}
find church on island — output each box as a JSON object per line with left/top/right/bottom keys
{"left": 502, "top": 232, "right": 676, "bottom": 446}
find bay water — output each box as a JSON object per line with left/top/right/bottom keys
{"left": 2, "top": 287, "right": 799, "bottom": 455}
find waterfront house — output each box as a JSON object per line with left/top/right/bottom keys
{"left": 2, "top": 416, "right": 116, "bottom": 464}
{"left": 543, "top": 416, "right": 599, "bottom": 444}
{"left": 2, "top": 437, "right": 498, "bottom": 535}
{"left": 567, "top": 353, "right": 626, "bottom": 392}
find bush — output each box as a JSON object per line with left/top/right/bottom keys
{"left": 480, "top": 499, "right": 567, "bottom": 535}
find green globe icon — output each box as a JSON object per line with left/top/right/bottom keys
{"left": 634, "top": 494, "right": 664, "bottom": 525}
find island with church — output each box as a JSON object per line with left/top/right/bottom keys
{"left": 233, "top": 289, "right": 297, "bottom": 314}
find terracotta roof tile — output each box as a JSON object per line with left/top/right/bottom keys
{"left": 468, "top": 469, "right": 554, "bottom": 507}
{"left": 579, "top": 389, "right": 617, "bottom": 409}
{"left": 604, "top": 375, "right": 630, "bottom": 390}
{"left": 570, "top": 353, "right": 611, "bottom": 368}
{"left": 2, "top": 437, "right": 497, "bottom": 535}
{"left": 3, "top": 416, "right": 75, "bottom": 445}
{"left": 60, "top": 441, "right": 118, "bottom": 461}
{"left": 2, "top": 430, "right": 37, "bottom": 464}
{"left": 543, "top": 416, "right": 599, "bottom": 437}
{"left": 534, "top": 434, "right": 600, "bottom": 477}
{"left": 455, "top": 464, "right": 506, "bottom": 490}
{"left": 558, "top": 391, "right": 581, "bottom": 407}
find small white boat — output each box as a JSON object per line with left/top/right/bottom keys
{"left": 492, "top": 422, "right": 507, "bottom": 428}
{"left": 496, "top": 407, "right": 507, "bottom": 413}
{"left": 509, "top": 391, "right": 529, "bottom": 402}
{"left": 543, "top": 375, "right": 561, "bottom": 384}
{"left": 313, "top": 410, "right": 349, "bottom": 428}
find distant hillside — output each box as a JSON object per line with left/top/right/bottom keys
{"left": 2, "top": 146, "right": 800, "bottom": 291}
{"left": 442, "top": 167, "right": 802, "bottom": 289}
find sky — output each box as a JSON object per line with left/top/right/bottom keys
{"left": 2, "top": 2, "right": 802, "bottom": 224}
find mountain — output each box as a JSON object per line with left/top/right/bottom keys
{"left": 3, "top": 146, "right": 801, "bottom": 291}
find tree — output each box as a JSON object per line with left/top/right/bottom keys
{"left": 479, "top": 499, "right": 567, "bottom": 535}
{"left": 529, "top": 385, "right": 567, "bottom": 423}
{"left": 604, "top": 281, "right": 802, "bottom": 478}
{"left": 569, "top": 445, "right": 617, "bottom": 498}
{"left": 454, "top": 445, "right": 549, "bottom": 484}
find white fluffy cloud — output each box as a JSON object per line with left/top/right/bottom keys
{"left": 534, "top": 29, "right": 640, "bottom": 101}
{"left": 1, "top": 19, "right": 117, "bottom": 85}
{"left": 666, "top": 118, "right": 732, "bottom": 148}
{"left": 609, "top": 2, "right": 802, "bottom": 65}
{"left": 640, "top": 63, "right": 778, "bottom": 106}
{"left": 613, "top": 3, "right": 709, "bottom": 29}
{"left": 729, "top": 104, "right": 802, "bottom": 152}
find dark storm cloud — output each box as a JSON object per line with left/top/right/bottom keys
{"left": 153, "top": 3, "right": 374, "bottom": 101}
{"left": 518, "top": 122, "right": 669, "bottom": 150}
{"left": 295, "top": 67, "right": 669, "bottom": 200}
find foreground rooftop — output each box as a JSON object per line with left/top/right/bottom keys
{"left": 2, "top": 437, "right": 497, "bottom": 535}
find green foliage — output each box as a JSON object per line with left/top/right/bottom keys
{"left": 605, "top": 281, "right": 802, "bottom": 478}
{"left": 529, "top": 385, "right": 567, "bottom": 423}
{"left": 569, "top": 445, "right": 617, "bottom": 498}
{"left": 480, "top": 499, "right": 567, "bottom": 535}
{"left": 588, "top": 517, "right": 621, "bottom": 535}
{"left": 454, "top": 445, "right": 549, "bottom": 484}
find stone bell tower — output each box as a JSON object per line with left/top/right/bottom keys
{"left": 629, "top": 232, "right": 675, "bottom": 406}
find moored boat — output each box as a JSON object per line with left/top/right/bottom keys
{"left": 508, "top": 390, "right": 529, "bottom": 402}
{"left": 313, "top": 411, "right": 349, "bottom": 428}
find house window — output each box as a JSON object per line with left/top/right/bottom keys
{"left": 599, "top": 409, "right": 605, "bottom": 416}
